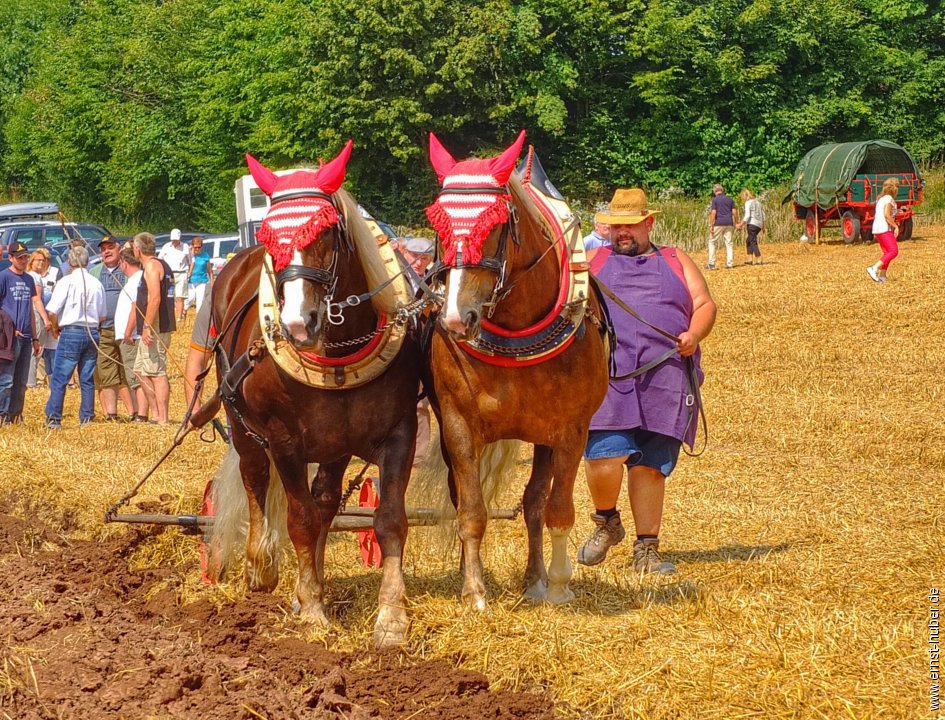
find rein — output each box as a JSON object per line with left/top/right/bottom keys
{"left": 592, "top": 276, "right": 680, "bottom": 344}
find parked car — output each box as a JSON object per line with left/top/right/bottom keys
{"left": 46, "top": 241, "right": 102, "bottom": 275}
{"left": 0, "top": 201, "right": 111, "bottom": 270}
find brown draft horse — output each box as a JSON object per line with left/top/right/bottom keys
{"left": 423, "top": 132, "right": 610, "bottom": 608}
{"left": 208, "top": 143, "right": 421, "bottom": 647}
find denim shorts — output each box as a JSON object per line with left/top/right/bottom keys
{"left": 584, "top": 429, "right": 682, "bottom": 477}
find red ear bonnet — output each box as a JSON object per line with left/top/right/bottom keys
{"left": 250, "top": 141, "right": 354, "bottom": 272}
{"left": 425, "top": 131, "right": 526, "bottom": 267}
{"left": 428, "top": 133, "right": 458, "bottom": 184}
{"left": 245, "top": 153, "right": 278, "bottom": 197}
{"left": 488, "top": 130, "right": 526, "bottom": 185}
{"left": 310, "top": 139, "right": 352, "bottom": 195}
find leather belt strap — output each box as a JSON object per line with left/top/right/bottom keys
{"left": 610, "top": 346, "right": 678, "bottom": 381}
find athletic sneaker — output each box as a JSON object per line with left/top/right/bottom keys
{"left": 577, "top": 512, "right": 626, "bottom": 566}
{"left": 867, "top": 266, "right": 881, "bottom": 283}
{"left": 632, "top": 538, "right": 676, "bottom": 575}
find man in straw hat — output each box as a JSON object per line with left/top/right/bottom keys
{"left": 579, "top": 188, "right": 717, "bottom": 574}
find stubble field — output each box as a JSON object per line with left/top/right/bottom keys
{"left": 1, "top": 226, "right": 942, "bottom": 719}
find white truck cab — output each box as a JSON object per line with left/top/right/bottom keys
{"left": 234, "top": 169, "right": 305, "bottom": 249}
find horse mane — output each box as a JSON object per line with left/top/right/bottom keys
{"left": 336, "top": 189, "right": 412, "bottom": 315}
{"left": 507, "top": 175, "right": 557, "bottom": 247}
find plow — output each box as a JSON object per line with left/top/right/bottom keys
{"left": 104, "top": 417, "right": 518, "bottom": 573}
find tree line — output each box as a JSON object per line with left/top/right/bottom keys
{"left": 1, "top": 0, "right": 942, "bottom": 230}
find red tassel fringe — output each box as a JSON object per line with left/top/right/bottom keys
{"left": 425, "top": 197, "right": 509, "bottom": 267}
{"left": 258, "top": 204, "right": 339, "bottom": 272}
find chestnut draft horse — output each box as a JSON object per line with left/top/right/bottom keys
{"left": 207, "top": 142, "right": 421, "bottom": 647}
{"left": 423, "top": 132, "right": 610, "bottom": 608}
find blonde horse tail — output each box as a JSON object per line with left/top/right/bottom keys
{"left": 207, "top": 446, "right": 247, "bottom": 575}
{"left": 407, "top": 432, "right": 524, "bottom": 513}
{"left": 480, "top": 440, "right": 523, "bottom": 511}
{"left": 208, "top": 446, "right": 289, "bottom": 581}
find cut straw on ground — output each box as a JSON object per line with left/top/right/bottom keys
{"left": 1, "top": 225, "right": 942, "bottom": 719}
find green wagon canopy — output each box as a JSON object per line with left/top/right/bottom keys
{"left": 783, "top": 140, "right": 921, "bottom": 209}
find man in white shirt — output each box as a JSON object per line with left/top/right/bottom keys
{"left": 158, "top": 228, "right": 190, "bottom": 322}
{"left": 115, "top": 247, "right": 148, "bottom": 422}
{"left": 583, "top": 220, "right": 611, "bottom": 250}
{"left": 44, "top": 246, "right": 106, "bottom": 429}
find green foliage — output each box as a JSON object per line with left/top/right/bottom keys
{"left": 0, "top": 0, "right": 942, "bottom": 229}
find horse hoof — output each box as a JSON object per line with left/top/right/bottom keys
{"left": 545, "top": 584, "right": 575, "bottom": 605}
{"left": 245, "top": 567, "right": 279, "bottom": 593}
{"left": 374, "top": 607, "right": 408, "bottom": 648}
{"left": 462, "top": 593, "right": 488, "bottom": 611}
{"left": 523, "top": 580, "right": 548, "bottom": 603}
{"left": 293, "top": 599, "right": 330, "bottom": 627}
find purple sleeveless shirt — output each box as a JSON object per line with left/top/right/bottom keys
{"left": 591, "top": 248, "right": 704, "bottom": 448}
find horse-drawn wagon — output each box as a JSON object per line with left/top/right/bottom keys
{"left": 784, "top": 140, "right": 923, "bottom": 243}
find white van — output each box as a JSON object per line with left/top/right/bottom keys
{"left": 203, "top": 233, "right": 241, "bottom": 275}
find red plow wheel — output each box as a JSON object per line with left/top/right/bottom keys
{"left": 357, "top": 478, "right": 382, "bottom": 568}
{"left": 198, "top": 479, "right": 220, "bottom": 584}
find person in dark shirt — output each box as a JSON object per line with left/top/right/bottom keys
{"left": 0, "top": 242, "right": 51, "bottom": 423}
{"left": 132, "top": 232, "right": 176, "bottom": 425}
{"left": 707, "top": 183, "right": 739, "bottom": 270}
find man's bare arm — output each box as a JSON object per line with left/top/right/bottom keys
{"left": 674, "top": 249, "right": 717, "bottom": 356}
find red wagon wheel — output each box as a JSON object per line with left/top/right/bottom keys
{"left": 357, "top": 478, "right": 382, "bottom": 569}
{"left": 805, "top": 208, "right": 818, "bottom": 239}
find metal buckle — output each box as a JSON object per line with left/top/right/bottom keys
{"left": 685, "top": 393, "right": 695, "bottom": 407}
{"left": 326, "top": 296, "right": 345, "bottom": 326}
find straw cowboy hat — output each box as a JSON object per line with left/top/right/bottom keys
{"left": 595, "top": 188, "right": 662, "bottom": 225}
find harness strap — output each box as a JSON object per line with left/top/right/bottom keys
{"left": 395, "top": 250, "right": 442, "bottom": 304}
{"left": 216, "top": 339, "right": 270, "bottom": 447}
{"left": 330, "top": 260, "right": 409, "bottom": 312}
{"left": 682, "top": 356, "right": 709, "bottom": 457}
{"left": 220, "top": 341, "right": 267, "bottom": 406}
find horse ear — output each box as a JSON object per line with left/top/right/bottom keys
{"left": 429, "top": 133, "right": 457, "bottom": 183}
{"left": 313, "top": 140, "right": 353, "bottom": 195}
{"left": 489, "top": 130, "right": 527, "bottom": 185}
{"left": 245, "top": 154, "right": 278, "bottom": 197}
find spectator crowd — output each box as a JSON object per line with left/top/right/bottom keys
{"left": 0, "top": 230, "right": 211, "bottom": 428}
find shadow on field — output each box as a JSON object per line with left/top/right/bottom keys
{"left": 570, "top": 577, "right": 703, "bottom": 614}
{"left": 668, "top": 541, "right": 792, "bottom": 564}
